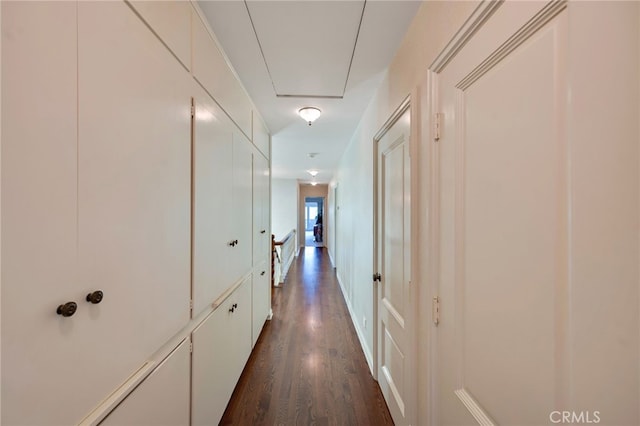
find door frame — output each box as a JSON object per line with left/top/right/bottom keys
{"left": 372, "top": 93, "right": 419, "bottom": 425}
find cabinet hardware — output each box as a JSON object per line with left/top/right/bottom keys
{"left": 233, "top": 303, "right": 238, "bottom": 309}
{"left": 86, "top": 290, "right": 104, "bottom": 304}
{"left": 228, "top": 240, "right": 236, "bottom": 247}
{"left": 261, "top": 271, "right": 266, "bottom": 276}
{"left": 234, "top": 239, "right": 239, "bottom": 246}
{"left": 260, "top": 230, "right": 266, "bottom": 234}
{"left": 56, "top": 302, "right": 77, "bottom": 317}
{"left": 373, "top": 272, "right": 382, "bottom": 282}
{"left": 229, "top": 303, "right": 238, "bottom": 313}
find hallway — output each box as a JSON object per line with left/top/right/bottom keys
{"left": 220, "top": 247, "right": 393, "bottom": 425}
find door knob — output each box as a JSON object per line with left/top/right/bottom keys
{"left": 86, "top": 290, "right": 104, "bottom": 304}
{"left": 56, "top": 302, "right": 77, "bottom": 317}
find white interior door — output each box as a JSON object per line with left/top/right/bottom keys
{"left": 432, "top": 1, "right": 639, "bottom": 424}
{"left": 376, "top": 106, "right": 413, "bottom": 425}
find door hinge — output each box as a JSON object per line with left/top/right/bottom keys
{"left": 432, "top": 296, "right": 440, "bottom": 326}
{"left": 189, "top": 342, "right": 193, "bottom": 353}
{"left": 373, "top": 272, "right": 382, "bottom": 282}
{"left": 189, "top": 299, "right": 193, "bottom": 311}
{"left": 190, "top": 104, "right": 195, "bottom": 118}
{"left": 434, "top": 113, "right": 443, "bottom": 141}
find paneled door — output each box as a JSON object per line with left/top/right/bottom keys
{"left": 375, "top": 104, "right": 413, "bottom": 425}
{"left": 432, "top": 1, "right": 639, "bottom": 424}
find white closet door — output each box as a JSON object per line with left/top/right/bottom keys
{"left": 100, "top": 339, "right": 191, "bottom": 426}
{"left": 253, "top": 153, "right": 270, "bottom": 266}
{"left": 192, "top": 277, "right": 252, "bottom": 426}
{"left": 252, "top": 261, "right": 270, "bottom": 346}
{"left": 77, "top": 0, "right": 191, "bottom": 415}
{"left": 1, "top": 3, "right": 81, "bottom": 424}
{"left": 433, "top": 1, "right": 639, "bottom": 424}
{"left": 231, "top": 134, "right": 253, "bottom": 281}
{"left": 192, "top": 90, "right": 235, "bottom": 316}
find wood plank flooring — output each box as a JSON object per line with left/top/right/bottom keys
{"left": 220, "top": 247, "right": 394, "bottom": 426}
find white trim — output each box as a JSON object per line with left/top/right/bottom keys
{"left": 373, "top": 95, "right": 410, "bottom": 142}
{"left": 454, "top": 389, "right": 495, "bottom": 426}
{"left": 336, "top": 272, "right": 374, "bottom": 374}
{"left": 79, "top": 361, "right": 156, "bottom": 425}
{"left": 456, "top": 0, "right": 567, "bottom": 90}
{"left": 430, "top": 0, "right": 503, "bottom": 73}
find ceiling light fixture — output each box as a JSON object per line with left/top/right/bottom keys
{"left": 311, "top": 181, "right": 318, "bottom": 186}
{"left": 298, "top": 107, "right": 321, "bottom": 126}
{"left": 308, "top": 170, "right": 319, "bottom": 177}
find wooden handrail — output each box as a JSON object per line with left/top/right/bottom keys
{"left": 272, "top": 229, "right": 296, "bottom": 290}
{"left": 274, "top": 229, "right": 296, "bottom": 246}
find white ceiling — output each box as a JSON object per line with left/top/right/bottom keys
{"left": 198, "top": 0, "right": 421, "bottom": 184}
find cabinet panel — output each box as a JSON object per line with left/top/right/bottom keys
{"left": 192, "top": 92, "right": 235, "bottom": 316}
{"left": 232, "top": 134, "right": 253, "bottom": 280}
{"left": 100, "top": 339, "right": 191, "bottom": 426}
{"left": 252, "top": 262, "right": 271, "bottom": 347}
{"left": 253, "top": 112, "right": 270, "bottom": 159}
{"left": 128, "top": 0, "right": 191, "bottom": 69}
{"left": 192, "top": 10, "right": 252, "bottom": 138}
{"left": 78, "top": 0, "right": 191, "bottom": 415}
{"left": 1, "top": 3, "right": 80, "bottom": 424}
{"left": 253, "top": 152, "right": 270, "bottom": 266}
{"left": 192, "top": 277, "right": 252, "bottom": 426}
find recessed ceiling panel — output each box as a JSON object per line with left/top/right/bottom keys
{"left": 246, "top": 0, "right": 365, "bottom": 98}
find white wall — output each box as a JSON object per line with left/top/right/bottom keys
{"left": 271, "top": 178, "right": 298, "bottom": 241}
{"left": 327, "top": 0, "right": 478, "bottom": 418}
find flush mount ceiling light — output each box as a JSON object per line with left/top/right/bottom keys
{"left": 307, "top": 170, "right": 319, "bottom": 177}
{"left": 298, "top": 107, "right": 321, "bottom": 126}
{"left": 311, "top": 181, "right": 318, "bottom": 186}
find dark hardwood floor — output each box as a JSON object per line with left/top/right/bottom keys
{"left": 220, "top": 247, "right": 394, "bottom": 426}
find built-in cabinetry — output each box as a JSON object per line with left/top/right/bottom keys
{"left": 100, "top": 339, "right": 191, "bottom": 426}
{"left": 1, "top": 1, "right": 270, "bottom": 424}
{"left": 192, "top": 277, "right": 252, "bottom": 425}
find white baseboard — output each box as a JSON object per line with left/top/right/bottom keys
{"left": 335, "top": 272, "right": 374, "bottom": 375}
{"left": 328, "top": 250, "right": 335, "bottom": 268}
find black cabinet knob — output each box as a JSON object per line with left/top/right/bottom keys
{"left": 228, "top": 240, "right": 235, "bottom": 247}
{"left": 234, "top": 239, "right": 239, "bottom": 246}
{"left": 260, "top": 271, "right": 266, "bottom": 276}
{"left": 260, "top": 230, "right": 266, "bottom": 234}
{"left": 233, "top": 303, "right": 238, "bottom": 309}
{"left": 229, "top": 306, "right": 235, "bottom": 313}
{"left": 57, "top": 302, "right": 77, "bottom": 317}
{"left": 86, "top": 290, "right": 104, "bottom": 304}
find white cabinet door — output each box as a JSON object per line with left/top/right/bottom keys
{"left": 100, "top": 339, "right": 191, "bottom": 426}
{"left": 192, "top": 277, "right": 252, "bottom": 426}
{"left": 78, "top": 0, "right": 191, "bottom": 417}
{"left": 252, "top": 152, "right": 270, "bottom": 266}
{"left": 1, "top": 3, "right": 81, "bottom": 424}
{"left": 192, "top": 91, "right": 235, "bottom": 316}
{"left": 231, "top": 133, "right": 253, "bottom": 280}
{"left": 252, "top": 261, "right": 271, "bottom": 347}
